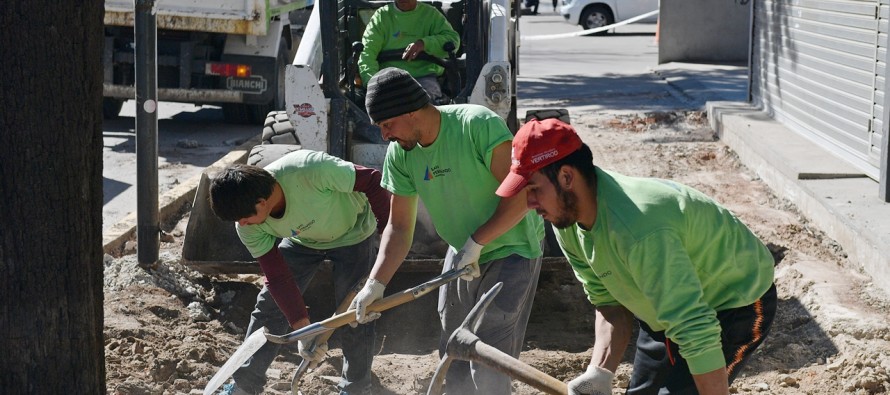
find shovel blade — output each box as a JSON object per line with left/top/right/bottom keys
{"left": 203, "top": 327, "right": 268, "bottom": 395}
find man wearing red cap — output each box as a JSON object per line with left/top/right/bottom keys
{"left": 350, "top": 68, "right": 545, "bottom": 394}
{"left": 496, "top": 118, "right": 777, "bottom": 395}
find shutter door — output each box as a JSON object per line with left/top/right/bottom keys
{"left": 752, "top": 0, "right": 881, "bottom": 179}
{"left": 872, "top": 0, "right": 888, "bottom": 173}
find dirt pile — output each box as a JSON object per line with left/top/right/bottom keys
{"left": 104, "top": 111, "right": 890, "bottom": 395}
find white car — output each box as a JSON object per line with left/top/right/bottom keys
{"left": 561, "top": 0, "right": 658, "bottom": 33}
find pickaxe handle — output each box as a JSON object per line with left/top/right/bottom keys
{"left": 427, "top": 282, "right": 568, "bottom": 395}
{"left": 471, "top": 340, "right": 567, "bottom": 395}
{"left": 266, "top": 265, "right": 470, "bottom": 344}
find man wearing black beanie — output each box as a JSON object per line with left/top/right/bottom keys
{"left": 350, "top": 67, "right": 545, "bottom": 395}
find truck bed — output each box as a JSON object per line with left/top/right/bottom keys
{"left": 104, "top": 0, "right": 312, "bottom": 35}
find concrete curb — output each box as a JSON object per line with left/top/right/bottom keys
{"left": 708, "top": 101, "right": 890, "bottom": 296}
{"left": 102, "top": 135, "right": 261, "bottom": 256}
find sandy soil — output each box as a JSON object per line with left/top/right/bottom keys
{"left": 103, "top": 111, "right": 890, "bottom": 395}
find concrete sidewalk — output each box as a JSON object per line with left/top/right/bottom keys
{"left": 102, "top": 136, "right": 259, "bottom": 256}
{"left": 652, "top": 62, "right": 890, "bottom": 295}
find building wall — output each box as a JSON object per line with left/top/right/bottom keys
{"left": 658, "top": 0, "right": 751, "bottom": 64}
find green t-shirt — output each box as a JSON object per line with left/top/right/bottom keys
{"left": 358, "top": 3, "right": 461, "bottom": 84}
{"left": 381, "top": 104, "right": 544, "bottom": 263}
{"left": 555, "top": 168, "right": 775, "bottom": 375}
{"left": 236, "top": 150, "right": 376, "bottom": 257}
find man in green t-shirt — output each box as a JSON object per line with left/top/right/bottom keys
{"left": 358, "top": 0, "right": 460, "bottom": 103}
{"left": 348, "top": 67, "right": 545, "bottom": 395}
{"left": 496, "top": 119, "right": 777, "bottom": 395}
{"left": 208, "top": 150, "right": 390, "bottom": 395}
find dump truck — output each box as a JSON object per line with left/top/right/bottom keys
{"left": 102, "top": 0, "right": 313, "bottom": 123}
{"left": 182, "top": 0, "right": 569, "bottom": 284}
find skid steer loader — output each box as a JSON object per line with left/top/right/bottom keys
{"left": 181, "top": 0, "right": 569, "bottom": 352}
{"left": 182, "top": 0, "right": 536, "bottom": 272}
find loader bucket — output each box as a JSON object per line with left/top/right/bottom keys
{"left": 182, "top": 172, "right": 258, "bottom": 274}
{"left": 182, "top": 144, "right": 304, "bottom": 274}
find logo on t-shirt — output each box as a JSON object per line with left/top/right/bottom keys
{"left": 393, "top": 30, "right": 401, "bottom": 38}
{"left": 291, "top": 220, "right": 316, "bottom": 237}
{"left": 423, "top": 165, "right": 451, "bottom": 181}
{"left": 424, "top": 166, "right": 434, "bottom": 181}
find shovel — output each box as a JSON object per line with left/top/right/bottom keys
{"left": 204, "top": 265, "right": 471, "bottom": 395}
{"left": 288, "top": 278, "right": 366, "bottom": 394}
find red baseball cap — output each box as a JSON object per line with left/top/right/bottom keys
{"left": 496, "top": 118, "right": 582, "bottom": 197}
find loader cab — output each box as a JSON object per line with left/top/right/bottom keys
{"left": 321, "top": 0, "right": 520, "bottom": 143}
{"left": 339, "top": 1, "right": 469, "bottom": 109}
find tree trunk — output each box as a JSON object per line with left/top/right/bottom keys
{"left": 0, "top": 2, "right": 106, "bottom": 393}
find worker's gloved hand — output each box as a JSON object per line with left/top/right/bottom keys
{"left": 349, "top": 278, "right": 385, "bottom": 326}
{"left": 453, "top": 237, "right": 483, "bottom": 281}
{"left": 567, "top": 365, "right": 613, "bottom": 395}
{"left": 297, "top": 338, "right": 328, "bottom": 365}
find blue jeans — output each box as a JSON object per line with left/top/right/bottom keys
{"left": 233, "top": 236, "right": 375, "bottom": 395}
{"left": 437, "top": 250, "right": 543, "bottom": 395}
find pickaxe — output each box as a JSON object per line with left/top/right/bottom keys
{"left": 427, "top": 282, "right": 568, "bottom": 395}
{"left": 204, "top": 265, "right": 471, "bottom": 395}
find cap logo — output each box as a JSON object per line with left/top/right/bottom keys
{"left": 531, "top": 148, "right": 559, "bottom": 164}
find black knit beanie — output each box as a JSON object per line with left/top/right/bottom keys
{"left": 365, "top": 67, "right": 430, "bottom": 124}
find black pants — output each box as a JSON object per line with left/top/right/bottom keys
{"left": 627, "top": 284, "right": 777, "bottom": 394}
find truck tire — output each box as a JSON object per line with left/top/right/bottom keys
{"left": 262, "top": 110, "right": 301, "bottom": 145}
{"left": 221, "top": 104, "right": 254, "bottom": 124}
{"left": 103, "top": 98, "right": 124, "bottom": 119}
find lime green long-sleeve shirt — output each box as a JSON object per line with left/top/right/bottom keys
{"left": 358, "top": 3, "right": 460, "bottom": 85}
{"left": 555, "top": 168, "right": 774, "bottom": 375}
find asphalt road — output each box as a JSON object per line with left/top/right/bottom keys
{"left": 101, "top": 6, "right": 661, "bottom": 233}
{"left": 517, "top": 8, "right": 670, "bottom": 116}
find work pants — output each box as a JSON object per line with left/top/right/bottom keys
{"left": 438, "top": 251, "right": 543, "bottom": 395}
{"left": 234, "top": 236, "right": 375, "bottom": 395}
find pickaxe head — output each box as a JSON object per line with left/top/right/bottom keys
{"left": 428, "top": 282, "right": 567, "bottom": 395}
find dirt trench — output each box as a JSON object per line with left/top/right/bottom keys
{"left": 104, "top": 111, "right": 890, "bottom": 395}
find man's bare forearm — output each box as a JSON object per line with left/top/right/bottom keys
{"left": 369, "top": 223, "right": 413, "bottom": 285}
{"left": 471, "top": 192, "right": 529, "bottom": 245}
{"left": 693, "top": 368, "right": 729, "bottom": 395}
{"left": 591, "top": 305, "right": 635, "bottom": 372}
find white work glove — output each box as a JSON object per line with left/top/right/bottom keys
{"left": 567, "top": 365, "right": 613, "bottom": 395}
{"left": 297, "top": 338, "right": 328, "bottom": 365}
{"left": 348, "top": 278, "right": 385, "bottom": 326}
{"left": 453, "top": 237, "right": 484, "bottom": 281}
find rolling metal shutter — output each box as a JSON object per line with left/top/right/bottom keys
{"left": 751, "top": 0, "right": 882, "bottom": 180}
